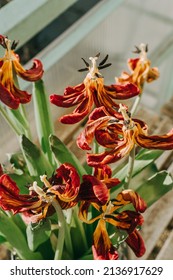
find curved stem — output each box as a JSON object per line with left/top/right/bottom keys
{"left": 123, "top": 147, "right": 135, "bottom": 190}
{"left": 130, "top": 94, "right": 142, "bottom": 116}
{"left": 52, "top": 199, "right": 65, "bottom": 260}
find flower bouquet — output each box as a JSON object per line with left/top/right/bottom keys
{"left": 0, "top": 35, "right": 173, "bottom": 260}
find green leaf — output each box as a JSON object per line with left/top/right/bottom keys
{"left": 26, "top": 219, "right": 51, "bottom": 251}
{"left": 0, "top": 210, "right": 42, "bottom": 259}
{"left": 137, "top": 170, "right": 173, "bottom": 207}
{"left": 19, "top": 135, "right": 53, "bottom": 178}
{"left": 33, "top": 80, "right": 55, "bottom": 166}
{"left": 114, "top": 149, "right": 162, "bottom": 181}
{"left": 49, "top": 134, "right": 87, "bottom": 178}
{"left": 6, "top": 106, "right": 29, "bottom": 134}
{"left": 0, "top": 235, "right": 6, "bottom": 244}
{"left": 7, "top": 152, "right": 26, "bottom": 171}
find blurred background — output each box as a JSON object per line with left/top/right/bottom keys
{"left": 0, "top": 0, "right": 173, "bottom": 161}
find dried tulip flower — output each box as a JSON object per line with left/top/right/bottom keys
{"left": 0, "top": 35, "right": 44, "bottom": 109}
{"left": 50, "top": 53, "right": 139, "bottom": 124}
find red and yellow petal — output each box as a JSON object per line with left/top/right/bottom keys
{"left": 105, "top": 82, "right": 140, "bottom": 100}
{"left": 125, "top": 229, "right": 146, "bottom": 257}
{"left": 92, "top": 219, "right": 119, "bottom": 260}
{"left": 50, "top": 163, "right": 80, "bottom": 202}
{"left": 135, "top": 129, "right": 173, "bottom": 150}
{"left": 94, "top": 165, "right": 120, "bottom": 189}
{"left": 13, "top": 59, "right": 44, "bottom": 81}
{"left": 0, "top": 82, "right": 19, "bottom": 109}
{"left": 59, "top": 94, "right": 93, "bottom": 124}
{"left": 77, "top": 174, "right": 109, "bottom": 205}
{"left": 50, "top": 85, "right": 85, "bottom": 108}
{"left": 0, "top": 174, "right": 40, "bottom": 214}
{"left": 115, "top": 189, "right": 147, "bottom": 213}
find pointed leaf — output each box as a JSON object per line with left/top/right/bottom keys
{"left": 114, "top": 149, "right": 162, "bottom": 181}
{"left": 49, "top": 134, "right": 86, "bottom": 178}
{"left": 20, "top": 135, "right": 53, "bottom": 178}
{"left": 26, "top": 219, "right": 51, "bottom": 251}
{"left": 33, "top": 80, "right": 54, "bottom": 166}
{"left": 6, "top": 106, "right": 29, "bottom": 134}
{"left": 0, "top": 210, "right": 42, "bottom": 259}
{"left": 137, "top": 171, "right": 173, "bottom": 207}
{"left": 0, "top": 235, "right": 6, "bottom": 244}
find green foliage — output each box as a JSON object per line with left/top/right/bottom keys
{"left": 26, "top": 219, "right": 51, "bottom": 252}
{"left": 33, "top": 80, "right": 55, "bottom": 167}
{"left": 20, "top": 135, "right": 53, "bottom": 178}
{"left": 49, "top": 134, "right": 87, "bottom": 178}
{"left": 137, "top": 170, "right": 173, "bottom": 207}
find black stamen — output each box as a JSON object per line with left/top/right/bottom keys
{"left": 78, "top": 67, "right": 89, "bottom": 72}
{"left": 132, "top": 45, "right": 141, "bottom": 54}
{"left": 0, "top": 36, "right": 7, "bottom": 49}
{"left": 99, "top": 54, "right": 109, "bottom": 66}
{"left": 98, "top": 63, "right": 112, "bottom": 70}
{"left": 95, "top": 72, "right": 103, "bottom": 78}
{"left": 11, "top": 40, "right": 19, "bottom": 50}
{"left": 95, "top": 52, "right": 100, "bottom": 58}
{"left": 145, "top": 44, "right": 148, "bottom": 52}
{"left": 81, "top": 57, "right": 89, "bottom": 67}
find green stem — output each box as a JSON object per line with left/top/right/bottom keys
{"left": 123, "top": 147, "right": 135, "bottom": 190}
{"left": 0, "top": 105, "right": 21, "bottom": 135}
{"left": 64, "top": 221, "right": 74, "bottom": 258}
{"left": 63, "top": 209, "right": 74, "bottom": 258}
{"left": 73, "top": 207, "right": 88, "bottom": 251}
{"left": 131, "top": 94, "right": 142, "bottom": 116}
{"left": 52, "top": 199, "right": 65, "bottom": 260}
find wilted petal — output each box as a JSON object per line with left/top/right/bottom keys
{"left": 77, "top": 174, "right": 109, "bottom": 205}
{"left": 105, "top": 82, "right": 140, "bottom": 100}
{"left": 136, "top": 128, "right": 173, "bottom": 150}
{"left": 77, "top": 115, "right": 112, "bottom": 150}
{"left": 147, "top": 67, "right": 159, "bottom": 83}
{"left": 125, "top": 229, "right": 146, "bottom": 257}
{"left": 0, "top": 83, "right": 19, "bottom": 109}
{"left": 94, "top": 165, "right": 120, "bottom": 189}
{"left": 50, "top": 54, "right": 140, "bottom": 124}
{"left": 78, "top": 201, "right": 101, "bottom": 224}
{"left": 0, "top": 38, "right": 43, "bottom": 108}
{"left": 92, "top": 219, "right": 119, "bottom": 260}
{"left": 115, "top": 189, "right": 147, "bottom": 213}
{"left": 50, "top": 84, "right": 85, "bottom": 108}
{"left": 87, "top": 134, "right": 133, "bottom": 167}
{"left": 116, "top": 46, "right": 160, "bottom": 93}
{"left": 50, "top": 163, "right": 80, "bottom": 203}
{"left": 0, "top": 174, "right": 40, "bottom": 214}
{"left": 13, "top": 58, "right": 43, "bottom": 81}
{"left": 60, "top": 94, "right": 93, "bottom": 124}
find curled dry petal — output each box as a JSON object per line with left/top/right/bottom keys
{"left": 14, "top": 59, "right": 44, "bottom": 81}
{"left": 50, "top": 163, "right": 80, "bottom": 203}
{"left": 117, "top": 189, "right": 147, "bottom": 213}
{"left": 0, "top": 174, "right": 40, "bottom": 214}
{"left": 125, "top": 229, "right": 146, "bottom": 257}
{"left": 77, "top": 175, "right": 109, "bottom": 205}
